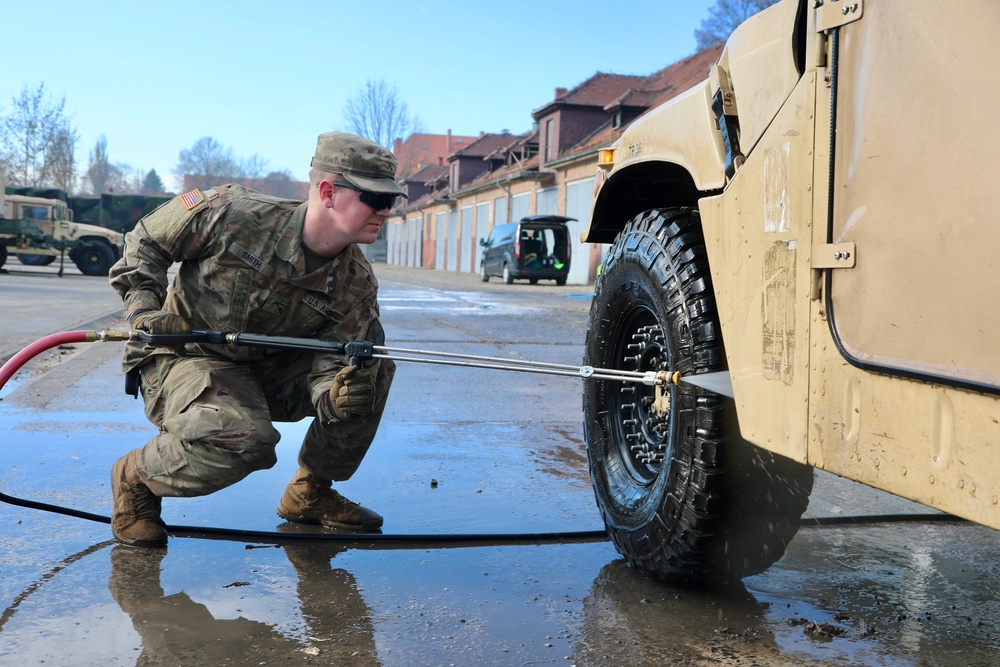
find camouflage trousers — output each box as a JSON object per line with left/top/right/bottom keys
{"left": 134, "top": 353, "right": 395, "bottom": 498}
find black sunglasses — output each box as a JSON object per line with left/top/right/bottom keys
{"left": 332, "top": 181, "right": 400, "bottom": 211}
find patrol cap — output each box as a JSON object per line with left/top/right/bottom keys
{"left": 311, "top": 132, "right": 406, "bottom": 197}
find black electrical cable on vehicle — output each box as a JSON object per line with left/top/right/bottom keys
{"left": 0, "top": 330, "right": 964, "bottom": 547}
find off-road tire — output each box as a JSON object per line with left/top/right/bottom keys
{"left": 71, "top": 240, "right": 117, "bottom": 276}
{"left": 17, "top": 253, "right": 56, "bottom": 266}
{"left": 583, "top": 207, "right": 813, "bottom": 584}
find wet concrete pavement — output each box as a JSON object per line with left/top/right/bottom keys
{"left": 1, "top": 263, "right": 999, "bottom": 666}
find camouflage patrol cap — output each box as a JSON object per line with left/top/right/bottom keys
{"left": 311, "top": 132, "right": 406, "bottom": 196}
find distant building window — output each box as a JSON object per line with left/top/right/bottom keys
{"left": 612, "top": 111, "right": 622, "bottom": 130}
{"left": 545, "top": 119, "right": 556, "bottom": 162}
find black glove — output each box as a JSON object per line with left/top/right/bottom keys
{"left": 322, "top": 365, "right": 376, "bottom": 421}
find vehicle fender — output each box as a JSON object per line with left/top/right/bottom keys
{"left": 584, "top": 82, "right": 726, "bottom": 245}
{"left": 584, "top": 0, "right": 804, "bottom": 246}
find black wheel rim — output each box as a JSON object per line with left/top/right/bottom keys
{"left": 608, "top": 302, "right": 673, "bottom": 485}
{"left": 79, "top": 251, "right": 100, "bottom": 272}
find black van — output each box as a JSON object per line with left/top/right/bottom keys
{"left": 479, "top": 215, "right": 573, "bottom": 285}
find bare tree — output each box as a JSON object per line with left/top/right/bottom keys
{"left": 0, "top": 83, "right": 78, "bottom": 188}
{"left": 695, "top": 0, "right": 781, "bottom": 50}
{"left": 342, "top": 79, "right": 423, "bottom": 151}
{"left": 239, "top": 153, "right": 269, "bottom": 190}
{"left": 113, "top": 165, "right": 145, "bottom": 194}
{"left": 87, "top": 135, "right": 114, "bottom": 194}
{"left": 48, "top": 121, "right": 79, "bottom": 192}
{"left": 260, "top": 170, "right": 298, "bottom": 198}
{"left": 174, "top": 136, "right": 239, "bottom": 190}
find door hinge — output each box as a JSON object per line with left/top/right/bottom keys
{"left": 812, "top": 242, "right": 856, "bottom": 269}
{"left": 815, "top": 0, "right": 863, "bottom": 32}
{"left": 709, "top": 65, "right": 744, "bottom": 179}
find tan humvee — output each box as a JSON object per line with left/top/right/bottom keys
{"left": 582, "top": 0, "right": 998, "bottom": 583}
{"left": 1, "top": 192, "right": 123, "bottom": 275}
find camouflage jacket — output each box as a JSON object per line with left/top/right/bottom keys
{"left": 109, "top": 184, "right": 381, "bottom": 408}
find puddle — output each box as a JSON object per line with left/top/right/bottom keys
{"left": 379, "top": 288, "right": 540, "bottom": 316}
{"left": 746, "top": 524, "right": 1000, "bottom": 666}
{"left": 3, "top": 281, "right": 1000, "bottom": 666}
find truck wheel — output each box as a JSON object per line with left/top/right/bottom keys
{"left": 502, "top": 263, "right": 513, "bottom": 284}
{"left": 480, "top": 263, "right": 489, "bottom": 282}
{"left": 72, "top": 240, "right": 117, "bottom": 276}
{"left": 17, "top": 253, "right": 56, "bottom": 266}
{"left": 0, "top": 246, "right": 7, "bottom": 270}
{"left": 583, "top": 208, "right": 812, "bottom": 584}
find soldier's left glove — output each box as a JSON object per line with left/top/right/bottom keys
{"left": 130, "top": 309, "right": 191, "bottom": 335}
{"left": 321, "top": 365, "right": 376, "bottom": 421}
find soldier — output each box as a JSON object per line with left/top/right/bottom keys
{"left": 108, "top": 132, "right": 404, "bottom": 548}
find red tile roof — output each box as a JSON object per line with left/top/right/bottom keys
{"left": 532, "top": 72, "right": 648, "bottom": 118}
{"left": 402, "top": 164, "right": 448, "bottom": 184}
{"left": 393, "top": 132, "right": 479, "bottom": 177}
{"left": 448, "top": 132, "right": 519, "bottom": 159}
{"left": 563, "top": 43, "right": 725, "bottom": 158}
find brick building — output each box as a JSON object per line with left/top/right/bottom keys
{"left": 393, "top": 131, "right": 479, "bottom": 179}
{"left": 386, "top": 43, "right": 725, "bottom": 284}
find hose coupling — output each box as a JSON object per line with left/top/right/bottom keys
{"left": 92, "top": 330, "right": 133, "bottom": 342}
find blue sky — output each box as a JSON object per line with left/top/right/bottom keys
{"left": 1, "top": 1, "right": 717, "bottom": 191}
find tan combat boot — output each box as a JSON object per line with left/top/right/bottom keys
{"left": 111, "top": 449, "right": 167, "bottom": 548}
{"left": 276, "top": 467, "right": 383, "bottom": 531}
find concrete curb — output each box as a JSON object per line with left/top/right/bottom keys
{"left": 0, "top": 308, "right": 125, "bottom": 365}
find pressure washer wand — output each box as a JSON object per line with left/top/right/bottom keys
{"left": 227, "top": 331, "right": 665, "bottom": 386}
{"left": 130, "top": 329, "right": 672, "bottom": 387}
{"left": 1, "top": 329, "right": 722, "bottom": 395}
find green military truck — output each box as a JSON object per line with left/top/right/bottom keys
{"left": 1, "top": 190, "right": 124, "bottom": 276}
{"left": 68, "top": 191, "right": 172, "bottom": 235}
{"left": 584, "top": 0, "right": 999, "bottom": 583}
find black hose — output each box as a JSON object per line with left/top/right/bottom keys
{"left": 0, "top": 484, "right": 609, "bottom": 547}
{"left": 0, "top": 482, "right": 964, "bottom": 550}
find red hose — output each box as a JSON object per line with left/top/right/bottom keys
{"left": 0, "top": 331, "right": 92, "bottom": 390}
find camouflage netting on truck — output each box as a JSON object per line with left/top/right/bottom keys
{"left": 69, "top": 193, "right": 172, "bottom": 233}
{"left": 5, "top": 187, "right": 69, "bottom": 202}
{"left": 4, "top": 188, "right": 172, "bottom": 234}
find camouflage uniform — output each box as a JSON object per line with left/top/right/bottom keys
{"left": 109, "top": 183, "right": 394, "bottom": 497}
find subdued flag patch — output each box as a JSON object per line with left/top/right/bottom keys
{"left": 180, "top": 189, "right": 205, "bottom": 210}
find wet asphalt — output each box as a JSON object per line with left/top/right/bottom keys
{"left": 0, "top": 261, "right": 999, "bottom": 666}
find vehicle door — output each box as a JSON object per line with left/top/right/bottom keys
{"left": 825, "top": 0, "right": 1000, "bottom": 393}
{"left": 482, "top": 226, "right": 502, "bottom": 274}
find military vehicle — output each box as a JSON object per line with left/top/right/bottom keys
{"left": 583, "top": 0, "right": 998, "bottom": 583}
{"left": 68, "top": 191, "right": 172, "bottom": 235}
{"left": 1, "top": 189, "right": 124, "bottom": 276}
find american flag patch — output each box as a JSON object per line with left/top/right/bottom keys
{"left": 180, "top": 189, "right": 205, "bottom": 210}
